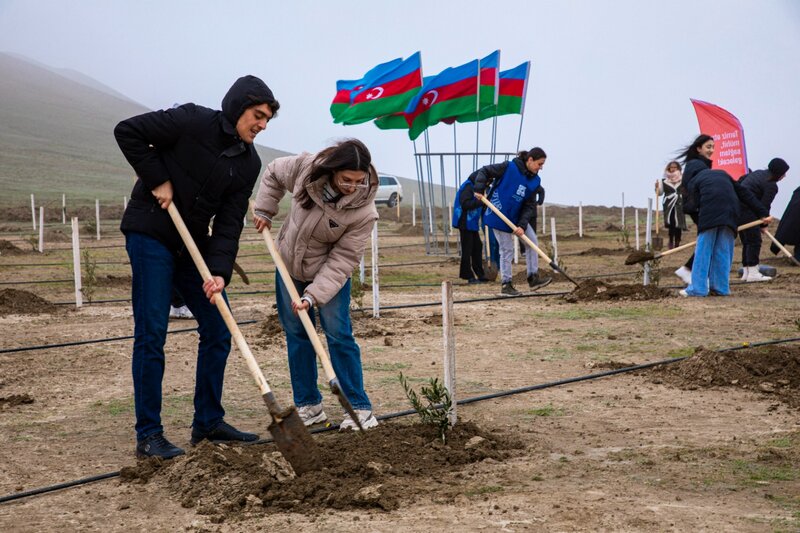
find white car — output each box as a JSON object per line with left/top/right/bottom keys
{"left": 375, "top": 174, "right": 403, "bottom": 207}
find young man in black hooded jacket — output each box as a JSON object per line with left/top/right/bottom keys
{"left": 115, "top": 75, "right": 279, "bottom": 459}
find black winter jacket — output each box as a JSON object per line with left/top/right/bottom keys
{"left": 737, "top": 169, "right": 779, "bottom": 224}
{"left": 115, "top": 76, "right": 274, "bottom": 285}
{"left": 680, "top": 156, "right": 712, "bottom": 217}
{"left": 472, "top": 158, "right": 545, "bottom": 230}
{"left": 687, "top": 169, "right": 768, "bottom": 233}
{"left": 772, "top": 186, "right": 800, "bottom": 249}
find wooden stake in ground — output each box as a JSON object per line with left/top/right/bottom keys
{"left": 442, "top": 281, "right": 456, "bottom": 427}
{"left": 412, "top": 193, "right": 416, "bottom": 226}
{"left": 513, "top": 235, "right": 519, "bottom": 264}
{"left": 359, "top": 255, "right": 365, "bottom": 284}
{"left": 579, "top": 202, "right": 583, "bottom": 238}
{"left": 644, "top": 199, "right": 652, "bottom": 286}
{"left": 541, "top": 203, "right": 546, "bottom": 234}
{"left": 396, "top": 198, "right": 401, "bottom": 221}
{"left": 30, "top": 194, "right": 36, "bottom": 231}
{"left": 38, "top": 207, "right": 44, "bottom": 253}
{"left": 550, "top": 217, "right": 558, "bottom": 261}
{"left": 71, "top": 217, "right": 82, "bottom": 308}
{"left": 635, "top": 208, "right": 640, "bottom": 250}
{"left": 62, "top": 194, "right": 66, "bottom": 225}
{"left": 371, "top": 221, "right": 380, "bottom": 318}
{"left": 95, "top": 199, "right": 100, "bottom": 240}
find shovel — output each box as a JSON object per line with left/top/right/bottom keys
{"left": 166, "top": 203, "right": 320, "bottom": 474}
{"left": 260, "top": 228, "right": 365, "bottom": 431}
{"left": 625, "top": 218, "right": 768, "bottom": 265}
{"left": 763, "top": 229, "right": 800, "bottom": 267}
{"left": 477, "top": 195, "right": 580, "bottom": 287}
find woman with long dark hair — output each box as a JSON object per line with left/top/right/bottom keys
{"left": 253, "top": 139, "right": 379, "bottom": 431}
{"left": 673, "top": 134, "right": 714, "bottom": 284}
{"left": 474, "top": 147, "right": 549, "bottom": 296}
{"left": 655, "top": 160, "right": 687, "bottom": 249}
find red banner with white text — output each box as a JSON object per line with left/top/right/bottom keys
{"left": 690, "top": 99, "right": 748, "bottom": 180}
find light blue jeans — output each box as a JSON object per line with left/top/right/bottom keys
{"left": 686, "top": 227, "right": 735, "bottom": 297}
{"left": 275, "top": 274, "right": 372, "bottom": 411}
{"left": 493, "top": 225, "right": 539, "bottom": 283}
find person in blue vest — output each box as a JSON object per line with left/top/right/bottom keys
{"left": 452, "top": 173, "right": 490, "bottom": 283}
{"left": 474, "top": 147, "right": 550, "bottom": 296}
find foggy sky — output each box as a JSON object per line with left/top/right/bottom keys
{"left": 1, "top": 0, "right": 798, "bottom": 213}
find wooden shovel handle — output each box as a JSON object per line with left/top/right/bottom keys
{"left": 166, "top": 203, "right": 272, "bottom": 396}
{"left": 260, "top": 229, "right": 338, "bottom": 382}
{"left": 477, "top": 195, "right": 554, "bottom": 264}
{"left": 653, "top": 218, "right": 769, "bottom": 260}
{"left": 763, "top": 229, "right": 800, "bottom": 267}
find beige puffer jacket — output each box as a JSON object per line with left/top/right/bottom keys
{"left": 254, "top": 152, "right": 379, "bottom": 306}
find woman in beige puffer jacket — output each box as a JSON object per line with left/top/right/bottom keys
{"left": 253, "top": 139, "right": 379, "bottom": 430}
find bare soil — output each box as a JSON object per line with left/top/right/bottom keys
{"left": 0, "top": 288, "right": 55, "bottom": 316}
{"left": 1, "top": 206, "right": 799, "bottom": 532}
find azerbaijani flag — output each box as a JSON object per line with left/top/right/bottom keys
{"left": 337, "top": 52, "right": 423, "bottom": 125}
{"left": 374, "top": 113, "right": 409, "bottom": 130}
{"left": 455, "top": 50, "right": 501, "bottom": 123}
{"left": 404, "top": 59, "right": 480, "bottom": 140}
{"left": 330, "top": 57, "right": 403, "bottom": 123}
{"left": 494, "top": 61, "right": 530, "bottom": 117}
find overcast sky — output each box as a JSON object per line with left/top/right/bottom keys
{"left": 1, "top": 0, "right": 799, "bottom": 213}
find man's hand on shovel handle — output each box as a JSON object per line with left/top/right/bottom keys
{"left": 203, "top": 276, "right": 225, "bottom": 303}
{"left": 152, "top": 180, "right": 174, "bottom": 210}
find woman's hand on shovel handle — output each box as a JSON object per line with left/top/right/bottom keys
{"left": 203, "top": 276, "right": 225, "bottom": 303}
{"left": 253, "top": 215, "right": 271, "bottom": 231}
{"left": 760, "top": 216, "right": 774, "bottom": 230}
{"left": 512, "top": 227, "right": 524, "bottom": 236}
{"left": 291, "top": 299, "right": 310, "bottom": 315}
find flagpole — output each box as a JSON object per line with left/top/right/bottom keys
{"left": 490, "top": 115, "right": 498, "bottom": 164}
{"left": 423, "top": 130, "right": 438, "bottom": 252}
{"left": 413, "top": 139, "right": 430, "bottom": 255}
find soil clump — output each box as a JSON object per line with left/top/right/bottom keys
{"left": 0, "top": 393, "right": 35, "bottom": 409}
{"left": 563, "top": 279, "right": 671, "bottom": 302}
{"left": 120, "top": 421, "right": 524, "bottom": 519}
{"left": 651, "top": 344, "right": 800, "bottom": 407}
{"left": 0, "top": 288, "right": 55, "bottom": 315}
{"left": 579, "top": 247, "right": 628, "bottom": 256}
{"left": 0, "top": 240, "right": 25, "bottom": 255}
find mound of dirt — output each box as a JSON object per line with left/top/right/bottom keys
{"left": 0, "top": 288, "right": 55, "bottom": 315}
{"left": 578, "top": 247, "right": 628, "bottom": 256}
{"left": 395, "top": 223, "right": 424, "bottom": 236}
{"left": 563, "top": 279, "right": 671, "bottom": 303}
{"left": 0, "top": 240, "right": 25, "bottom": 255}
{"left": 255, "top": 314, "right": 284, "bottom": 348}
{"left": 120, "top": 421, "right": 524, "bottom": 519}
{"left": 0, "top": 393, "right": 35, "bottom": 410}
{"left": 650, "top": 344, "right": 800, "bottom": 407}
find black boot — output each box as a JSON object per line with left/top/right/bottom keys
{"left": 527, "top": 272, "right": 552, "bottom": 290}
{"left": 190, "top": 420, "right": 259, "bottom": 445}
{"left": 136, "top": 432, "right": 185, "bottom": 459}
{"left": 501, "top": 282, "right": 521, "bottom": 296}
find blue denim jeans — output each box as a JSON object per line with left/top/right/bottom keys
{"left": 126, "top": 232, "right": 231, "bottom": 440}
{"left": 275, "top": 273, "right": 371, "bottom": 411}
{"left": 686, "top": 227, "right": 735, "bottom": 297}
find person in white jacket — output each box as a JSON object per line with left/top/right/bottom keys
{"left": 253, "top": 139, "right": 379, "bottom": 431}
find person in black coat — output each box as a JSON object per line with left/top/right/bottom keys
{"left": 771, "top": 185, "right": 800, "bottom": 261}
{"left": 452, "top": 173, "right": 488, "bottom": 282}
{"left": 673, "top": 134, "right": 714, "bottom": 284}
{"left": 737, "top": 158, "right": 789, "bottom": 281}
{"left": 115, "top": 75, "right": 279, "bottom": 459}
{"left": 681, "top": 169, "right": 772, "bottom": 297}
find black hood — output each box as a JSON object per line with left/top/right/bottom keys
{"left": 220, "top": 75, "right": 275, "bottom": 134}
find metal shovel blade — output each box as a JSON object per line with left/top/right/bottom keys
{"left": 550, "top": 261, "right": 580, "bottom": 287}
{"left": 263, "top": 394, "right": 321, "bottom": 475}
{"left": 329, "top": 378, "right": 363, "bottom": 431}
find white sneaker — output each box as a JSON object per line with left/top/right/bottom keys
{"left": 745, "top": 266, "right": 772, "bottom": 282}
{"left": 740, "top": 266, "right": 749, "bottom": 280}
{"left": 169, "top": 305, "right": 194, "bottom": 319}
{"left": 678, "top": 289, "right": 689, "bottom": 298}
{"left": 297, "top": 403, "right": 328, "bottom": 426}
{"left": 339, "top": 409, "right": 379, "bottom": 431}
{"left": 674, "top": 266, "right": 692, "bottom": 285}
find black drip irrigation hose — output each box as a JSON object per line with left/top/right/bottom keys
{"left": 3, "top": 335, "right": 799, "bottom": 505}
{"left": 0, "top": 320, "right": 258, "bottom": 355}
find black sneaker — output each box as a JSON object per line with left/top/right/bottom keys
{"left": 136, "top": 432, "right": 185, "bottom": 460}
{"left": 190, "top": 420, "right": 259, "bottom": 446}
{"left": 501, "top": 282, "right": 521, "bottom": 296}
{"left": 527, "top": 273, "right": 552, "bottom": 290}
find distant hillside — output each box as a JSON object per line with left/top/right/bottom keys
{"left": 0, "top": 53, "right": 291, "bottom": 208}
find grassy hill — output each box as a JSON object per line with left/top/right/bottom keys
{"left": 0, "top": 53, "right": 291, "bottom": 209}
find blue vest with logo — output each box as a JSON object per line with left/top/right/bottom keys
{"left": 483, "top": 160, "right": 541, "bottom": 232}
{"left": 451, "top": 180, "right": 481, "bottom": 231}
